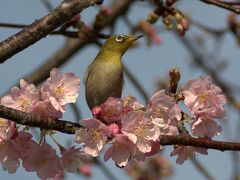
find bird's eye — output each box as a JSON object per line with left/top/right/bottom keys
{"left": 115, "top": 35, "right": 125, "bottom": 43}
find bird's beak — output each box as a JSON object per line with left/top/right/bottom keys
{"left": 126, "top": 35, "right": 143, "bottom": 45}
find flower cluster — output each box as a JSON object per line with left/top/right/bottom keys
{"left": 76, "top": 76, "right": 226, "bottom": 166}
{"left": 0, "top": 68, "right": 226, "bottom": 178}
{"left": 0, "top": 68, "right": 87, "bottom": 179}
{"left": 76, "top": 90, "right": 182, "bottom": 167}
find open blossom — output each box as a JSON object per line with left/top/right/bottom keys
{"left": 182, "top": 76, "right": 226, "bottom": 119}
{"left": 0, "top": 131, "right": 32, "bottom": 173}
{"left": 75, "top": 119, "right": 111, "bottom": 157}
{"left": 0, "top": 118, "right": 16, "bottom": 144}
{"left": 191, "top": 117, "right": 221, "bottom": 138}
{"left": 1, "top": 79, "right": 39, "bottom": 112}
{"left": 31, "top": 100, "right": 62, "bottom": 119}
{"left": 171, "top": 145, "right": 208, "bottom": 164}
{"left": 100, "top": 97, "right": 125, "bottom": 123}
{"left": 60, "top": 146, "right": 85, "bottom": 173}
{"left": 123, "top": 96, "right": 144, "bottom": 111}
{"left": 22, "top": 143, "right": 62, "bottom": 180}
{"left": 41, "top": 68, "right": 80, "bottom": 112}
{"left": 146, "top": 90, "right": 181, "bottom": 135}
{"left": 121, "top": 111, "right": 160, "bottom": 153}
{"left": 104, "top": 134, "right": 136, "bottom": 167}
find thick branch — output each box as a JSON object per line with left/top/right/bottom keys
{"left": 1, "top": 104, "right": 240, "bottom": 151}
{"left": 0, "top": 104, "right": 80, "bottom": 134}
{"left": 0, "top": 0, "right": 103, "bottom": 63}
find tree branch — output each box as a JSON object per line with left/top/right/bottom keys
{"left": 1, "top": 104, "right": 240, "bottom": 151}
{"left": 0, "top": 0, "right": 103, "bottom": 63}
{"left": 0, "top": 104, "right": 80, "bottom": 134}
{"left": 199, "top": 0, "right": 240, "bottom": 14}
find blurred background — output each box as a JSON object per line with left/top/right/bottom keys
{"left": 1, "top": 0, "right": 240, "bottom": 179}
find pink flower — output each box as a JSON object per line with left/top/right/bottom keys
{"left": 79, "top": 164, "right": 92, "bottom": 177}
{"left": 31, "top": 100, "right": 62, "bottom": 119}
{"left": 41, "top": 68, "right": 80, "bottom": 112}
{"left": 0, "top": 118, "right": 16, "bottom": 144}
{"left": 75, "top": 118, "right": 111, "bottom": 157}
{"left": 108, "top": 123, "right": 120, "bottom": 136}
{"left": 123, "top": 96, "right": 144, "bottom": 111}
{"left": 139, "top": 20, "right": 161, "bottom": 45}
{"left": 191, "top": 117, "right": 221, "bottom": 138}
{"left": 60, "top": 146, "right": 85, "bottom": 173}
{"left": 100, "top": 97, "right": 125, "bottom": 123}
{"left": 1, "top": 79, "right": 39, "bottom": 112}
{"left": 22, "top": 143, "right": 62, "bottom": 179}
{"left": 146, "top": 90, "right": 181, "bottom": 135}
{"left": 182, "top": 76, "right": 226, "bottom": 119}
{"left": 104, "top": 134, "right": 136, "bottom": 167}
{"left": 0, "top": 141, "right": 20, "bottom": 173}
{"left": 121, "top": 111, "right": 160, "bottom": 153}
{"left": 170, "top": 145, "right": 208, "bottom": 164}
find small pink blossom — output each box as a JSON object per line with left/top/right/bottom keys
{"left": 0, "top": 118, "right": 16, "bottom": 144}
{"left": 0, "top": 141, "right": 20, "bottom": 173}
{"left": 170, "top": 145, "right": 208, "bottom": 164}
{"left": 104, "top": 134, "right": 136, "bottom": 167}
{"left": 100, "top": 6, "right": 113, "bottom": 15}
{"left": 191, "top": 118, "right": 221, "bottom": 138}
{"left": 41, "top": 68, "right": 80, "bottom": 112}
{"left": 123, "top": 96, "right": 144, "bottom": 111}
{"left": 108, "top": 123, "right": 120, "bottom": 136}
{"left": 22, "top": 143, "right": 62, "bottom": 179}
{"left": 1, "top": 79, "right": 39, "bottom": 112}
{"left": 60, "top": 146, "right": 85, "bottom": 173}
{"left": 139, "top": 20, "right": 161, "bottom": 45}
{"left": 121, "top": 111, "right": 160, "bottom": 153}
{"left": 100, "top": 97, "right": 125, "bottom": 123}
{"left": 31, "top": 100, "right": 62, "bottom": 118}
{"left": 146, "top": 90, "right": 181, "bottom": 135}
{"left": 182, "top": 76, "right": 226, "bottom": 119}
{"left": 79, "top": 164, "right": 92, "bottom": 177}
{"left": 75, "top": 118, "right": 111, "bottom": 157}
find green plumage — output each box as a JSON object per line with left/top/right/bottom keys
{"left": 85, "top": 34, "right": 142, "bottom": 110}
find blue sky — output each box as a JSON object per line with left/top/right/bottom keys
{"left": 1, "top": 0, "right": 240, "bottom": 179}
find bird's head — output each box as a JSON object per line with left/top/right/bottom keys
{"left": 101, "top": 34, "right": 143, "bottom": 56}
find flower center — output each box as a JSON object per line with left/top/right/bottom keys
{"left": 55, "top": 86, "right": 64, "bottom": 97}
{"left": 198, "top": 92, "right": 208, "bottom": 104}
{"left": 19, "top": 96, "right": 32, "bottom": 110}
{"left": 89, "top": 129, "right": 101, "bottom": 142}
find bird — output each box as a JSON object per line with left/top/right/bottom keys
{"left": 84, "top": 34, "right": 143, "bottom": 110}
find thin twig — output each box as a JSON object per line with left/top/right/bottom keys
{"left": 94, "top": 158, "right": 118, "bottom": 180}
{"left": 199, "top": 0, "right": 240, "bottom": 14}
{"left": 0, "top": 0, "right": 103, "bottom": 63}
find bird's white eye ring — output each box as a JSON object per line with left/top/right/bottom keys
{"left": 115, "top": 35, "right": 124, "bottom": 42}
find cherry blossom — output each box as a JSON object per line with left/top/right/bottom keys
{"left": 121, "top": 111, "right": 160, "bottom": 153}
{"left": 1, "top": 79, "right": 39, "bottom": 112}
{"left": 146, "top": 90, "right": 181, "bottom": 135}
{"left": 104, "top": 134, "right": 136, "bottom": 167}
{"left": 60, "top": 146, "right": 85, "bottom": 173}
{"left": 41, "top": 68, "right": 80, "bottom": 112}
{"left": 75, "top": 118, "right": 111, "bottom": 157}
{"left": 0, "top": 118, "right": 16, "bottom": 144}
{"left": 191, "top": 117, "right": 222, "bottom": 138}
{"left": 182, "top": 76, "right": 226, "bottom": 119}
{"left": 170, "top": 145, "right": 208, "bottom": 164}
{"left": 22, "top": 143, "right": 62, "bottom": 180}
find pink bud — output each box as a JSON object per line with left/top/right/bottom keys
{"left": 108, "top": 123, "right": 120, "bottom": 136}
{"left": 92, "top": 106, "right": 101, "bottom": 118}
{"left": 79, "top": 164, "right": 92, "bottom": 177}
